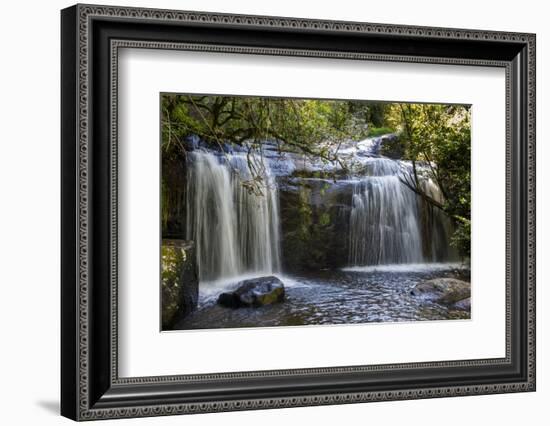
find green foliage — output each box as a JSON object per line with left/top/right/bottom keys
{"left": 347, "top": 101, "right": 389, "bottom": 127}
{"left": 387, "top": 103, "right": 472, "bottom": 258}
{"left": 367, "top": 126, "right": 394, "bottom": 137}
{"left": 451, "top": 219, "right": 471, "bottom": 259}
{"left": 161, "top": 95, "right": 395, "bottom": 165}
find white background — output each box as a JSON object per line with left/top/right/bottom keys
{"left": 119, "top": 49, "right": 506, "bottom": 377}
{"left": 0, "top": 0, "right": 547, "bottom": 425}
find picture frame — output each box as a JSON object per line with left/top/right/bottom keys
{"left": 61, "top": 3, "right": 536, "bottom": 421}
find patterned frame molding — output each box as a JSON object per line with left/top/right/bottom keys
{"left": 109, "top": 41, "right": 512, "bottom": 384}
{"left": 61, "top": 3, "right": 536, "bottom": 421}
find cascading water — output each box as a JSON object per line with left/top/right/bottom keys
{"left": 348, "top": 137, "right": 456, "bottom": 266}
{"left": 185, "top": 135, "right": 456, "bottom": 281}
{"left": 419, "top": 177, "right": 457, "bottom": 262}
{"left": 185, "top": 151, "right": 281, "bottom": 281}
{"left": 349, "top": 158, "right": 424, "bottom": 265}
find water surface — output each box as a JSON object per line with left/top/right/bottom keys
{"left": 174, "top": 264, "right": 470, "bottom": 330}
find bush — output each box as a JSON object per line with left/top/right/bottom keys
{"left": 367, "top": 126, "right": 394, "bottom": 137}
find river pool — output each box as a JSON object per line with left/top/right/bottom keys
{"left": 173, "top": 263, "right": 470, "bottom": 330}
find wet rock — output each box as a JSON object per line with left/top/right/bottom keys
{"left": 183, "top": 134, "right": 201, "bottom": 150}
{"left": 161, "top": 240, "right": 199, "bottom": 329}
{"left": 218, "top": 276, "right": 285, "bottom": 308}
{"left": 452, "top": 297, "right": 471, "bottom": 311}
{"left": 378, "top": 134, "right": 405, "bottom": 159}
{"left": 410, "top": 278, "right": 470, "bottom": 305}
{"left": 278, "top": 179, "right": 351, "bottom": 272}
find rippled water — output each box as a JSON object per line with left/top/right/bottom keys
{"left": 174, "top": 264, "right": 470, "bottom": 330}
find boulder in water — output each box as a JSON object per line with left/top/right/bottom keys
{"left": 452, "top": 297, "right": 471, "bottom": 311}
{"left": 218, "top": 276, "right": 285, "bottom": 308}
{"left": 410, "top": 278, "right": 470, "bottom": 305}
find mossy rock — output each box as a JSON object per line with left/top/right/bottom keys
{"left": 217, "top": 276, "right": 285, "bottom": 308}
{"left": 161, "top": 239, "right": 199, "bottom": 329}
{"left": 278, "top": 179, "right": 351, "bottom": 272}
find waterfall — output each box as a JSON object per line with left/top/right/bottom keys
{"left": 348, "top": 156, "right": 456, "bottom": 266}
{"left": 185, "top": 151, "right": 281, "bottom": 281}
{"left": 349, "top": 158, "right": 423, "bottom": 265}
{"left": 183, "top": 136, "right": 456, "bottom": 278}
{"left": 419, "top": 177, "right": 457, "bottom": 262}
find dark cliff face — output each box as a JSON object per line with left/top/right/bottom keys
{"left": 162, "top": 150, "right": 187, "bottom": 239}
{"left": 278, "top": 177, "right": 352, "bottom": 272}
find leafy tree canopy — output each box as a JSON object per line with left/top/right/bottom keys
{"left": 162, "top": 95, "right": 387, "bottom": 166}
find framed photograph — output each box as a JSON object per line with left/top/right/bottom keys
{"left": 61, "top": 4, "right": 536, "bottom": 421}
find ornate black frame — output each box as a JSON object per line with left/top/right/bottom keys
{"left": 61, "top": 3, "right": 536, "bottom": 421}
